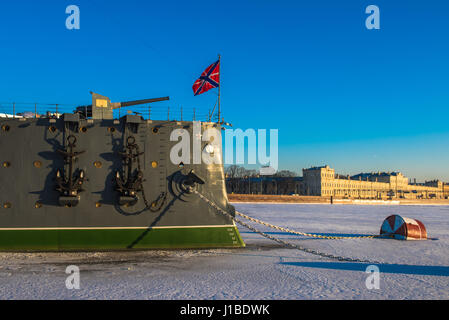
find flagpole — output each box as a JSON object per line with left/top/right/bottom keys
{"left": 217, "top": 54, "right": 221, "bottom": 123}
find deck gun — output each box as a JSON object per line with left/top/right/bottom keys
{"left": 76, "top": 92, "right": 169, "bottom": 119}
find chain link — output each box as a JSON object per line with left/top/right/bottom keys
{"left": 235, "top": 211, "right": 379, "bottom": 239}
{"left": 134, "top": 142, "right": 167, "bottom": 212}
{"left": 118, "top": 137, "right": 167, "bottom": 213}
{"left": 194, "top": 190, "right": 383, "bottom": 264}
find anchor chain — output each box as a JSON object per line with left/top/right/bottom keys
{"left": 194, "top": 190, "right": 383, "bottom": 264}
{"left": 116, "top": 136, "right": 167, "bottom": 212}
{"left": 132, "top": 140, "right": 167, "bottom": 212}
{"left": 235, "top": 211, "right": 379, "bottom": 239}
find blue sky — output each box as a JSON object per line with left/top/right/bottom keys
{"left": 0, "top": 0, "right": 448, "bottom": 180}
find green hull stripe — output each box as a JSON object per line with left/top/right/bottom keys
{"left": 0, "top": 226, "right": 246, "bottom": 251}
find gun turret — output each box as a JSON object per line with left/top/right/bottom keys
{"left": 76, "top": 92, "right": 170, "bottom": 120}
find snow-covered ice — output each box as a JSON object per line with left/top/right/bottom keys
{"left": 1, "top": 203, "right": 448, "bottom": 300}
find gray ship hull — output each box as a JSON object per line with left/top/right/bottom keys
{"left": 0, "top": 116, "right": 244, "bottom": 250}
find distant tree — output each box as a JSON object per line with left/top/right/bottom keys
{"left": 225, "top": 166, "right": 260, "bottom": 178}
{"left": 225, "top": 165, "right": 248, "bottom": 178}
{"left": 245, "top": 169, "right": 259, "bottom": 178}
{"left": 274, "top": 170, "right": 298, "bottom": 177}
{"left": 225, "top": 165, "right": 239, "bottom": 178}
{"left": 226, "top": 166, "right": 298, "bottom": 178}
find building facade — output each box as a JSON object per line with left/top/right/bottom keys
{"left": 302, "top": 165, "right": 445, "bottom": 199}
{"left": 444, "top": 183, "right": 449, "bottom": 199}
{"left": 225, "top": 165, "right": 446, "bottom": 199}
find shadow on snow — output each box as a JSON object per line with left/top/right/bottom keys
{"left": 280, "top": 261, "right": 449, "bottom": 277}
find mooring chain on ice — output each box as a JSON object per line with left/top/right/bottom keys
{"left": 234, "top": 211, "right": 379, "bottom": 240}
{"left": 194, "top": 191, "right": 383, "bottom": 264}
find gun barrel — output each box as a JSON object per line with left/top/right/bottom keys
{"left": 118, "top": 96, "right": 170, "bottom": 108}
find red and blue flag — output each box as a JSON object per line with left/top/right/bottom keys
{"left": 192, "top": 60, "right": 220, "bottom": 96}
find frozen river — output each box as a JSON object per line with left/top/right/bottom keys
{"left": 1, "top": 203, "right": 448, "bottom": 300}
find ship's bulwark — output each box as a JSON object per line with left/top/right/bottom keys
{"left": 0, "top": 116, "right": 245, "bottom": 250}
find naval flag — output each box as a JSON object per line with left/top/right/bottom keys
{"left": 192, "top": 60, "right": 220, "bottom": 96}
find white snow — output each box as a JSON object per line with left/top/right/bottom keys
{"left": 0, "top": 114, "right": 22, "bottom": 118}
{"left": 1, "top": 203, "right": 448, "bottom": 300}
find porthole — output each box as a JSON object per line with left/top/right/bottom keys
{"left": 93, "top": 161, "right": 102, "bottom": 168}
{"left": 152, "top": 127, "right": 159, "bottom": 134}
{"left": 80, "top": 126, "right": 88, "bottom": 133}
{"left": 203, "top": 144, "right": 215, "bottom": 155}
{"left": 151, "top": 161, "right": 158, "bottom": 168}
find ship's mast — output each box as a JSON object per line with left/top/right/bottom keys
{"left": 217, "top": 54, "right": 221, "bottom": 123}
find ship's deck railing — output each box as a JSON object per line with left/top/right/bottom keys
{"left": 0, "top": 103, "right": 217, "bottom": 122}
